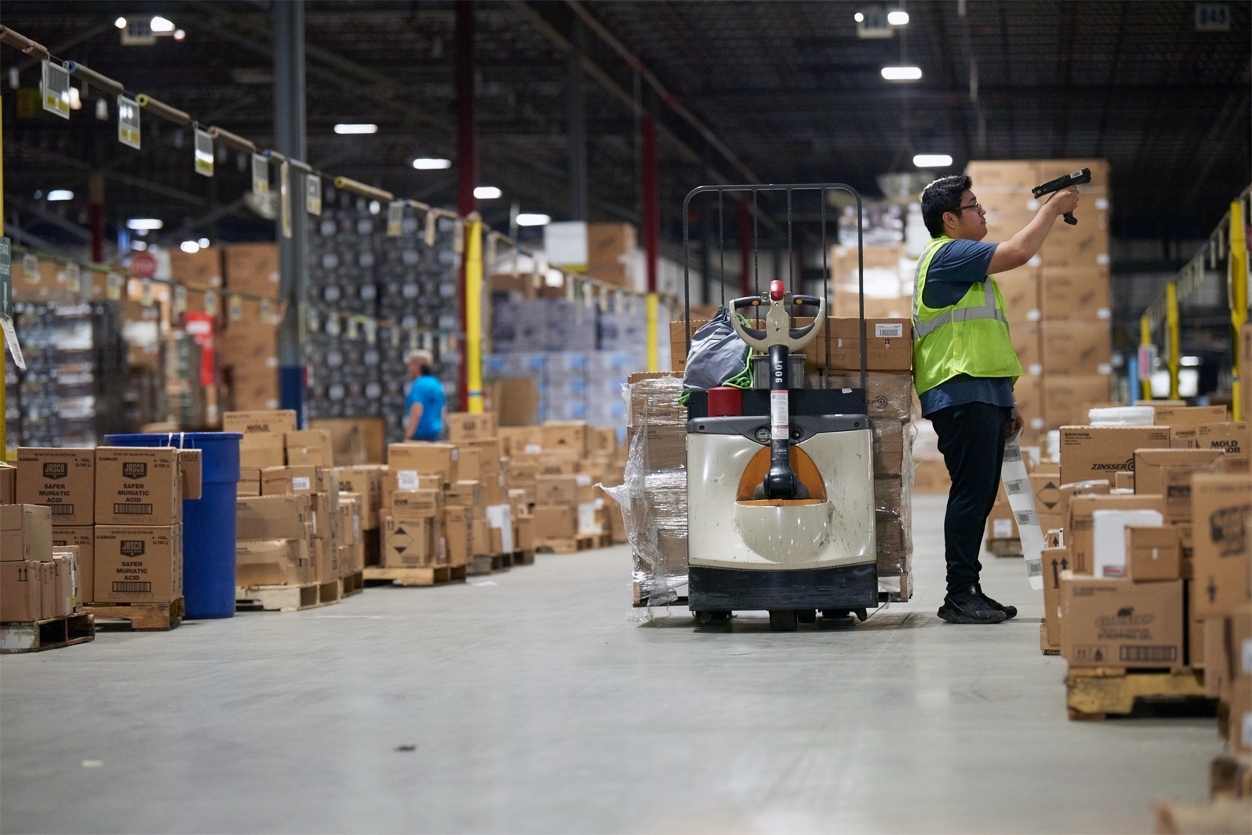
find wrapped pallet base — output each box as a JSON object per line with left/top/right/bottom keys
{"left": 606, "top": 374, "right": 688, "bottom": 608}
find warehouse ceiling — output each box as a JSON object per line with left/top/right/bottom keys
{"left": 2, "top": 0, "right": 1249, "bottom": 258}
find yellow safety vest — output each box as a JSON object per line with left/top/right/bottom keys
{"left": 912, "top": 235, "right": 1023, "bottom": 395}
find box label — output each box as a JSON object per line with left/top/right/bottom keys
{"left": 292, "top": 476, "right": 311, "bottom": 492}
{"left": 875, "top": 323, "right": 904, "bottom": 338}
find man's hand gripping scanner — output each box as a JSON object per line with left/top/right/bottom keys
{"left": 1032, "top": 167, "right": 1091, "bottom": 226}
{"left": 730, "top": 280, "right": 826, "bottom": 500}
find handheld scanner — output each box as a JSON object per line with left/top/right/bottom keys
{"left": 1031, "top": 167, "right": 1091, "bottom": 226}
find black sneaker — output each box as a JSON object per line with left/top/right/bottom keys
{"left": 938, "top": 588, "right": 1007, "bottom": 624}
{"left": 976, "top": 584, "right": 1017, "bottom": 620}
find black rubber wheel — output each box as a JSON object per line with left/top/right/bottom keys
{"left": 769, "top": 610, "right": 798, "bottom": 632}
{"left": 854, "top": 607, "right": 869, "bottom": 622}
{"left": 822, "top": 608, "right": 852, "bottom": 620}
{"left": 797, "top": 609, "right": 817, "bottom": 624}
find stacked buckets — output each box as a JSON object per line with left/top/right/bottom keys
{"left": 104, "top": 432, "right": 241, "bottom": 619}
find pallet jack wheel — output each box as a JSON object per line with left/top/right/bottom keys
{"left": 854, "top": 607, "right": 868, "bottom": 622}
{"left": 695, "top": 610, "right": 731, "bottom": 625}
{"left": 768, "top": 610, "right": 798, "bottom": 632}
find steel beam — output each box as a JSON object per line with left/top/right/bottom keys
{"left": 274, "top": 0, "right": 307, "bottom": 422}
{"left": 456, "top": 1, "right": 475, "bottom": 413}
{"left": 567, "top": 20, "right": 588, "bottom": 221}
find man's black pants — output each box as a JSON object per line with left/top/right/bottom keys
{"left": 928, "top": 401, "right": 1013, "bottom": 596}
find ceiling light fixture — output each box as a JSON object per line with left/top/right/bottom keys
{"left": 126, "top": 218, "right": 164, "bottom": 230}
{"left": 912, "top": 154, "right": 953, "bottom": 168}
{"left": 180, "top": 241, "right": 200, "bottom": 253}
{"left": 114, "top": 17, "right": 128, "bottom": 29}
{"left": 516, "top": 213, "right": 551, "bottom": 227}
{"left": 334, "top": 123, "right": 378, "bottom": 135}
{"left": 47, "top": 189, "right": 74, "bottom": 201}
{"left": 474, "top": 186, "right": 502, "bottom": 199}
{"left": 854, "top": 12, "right": 865, "bottom": 22}
{"left": 412, "top": 157, "right": 452, "bottom": 170}
{"left": 173, "top": 29, "right": 185, "bottom": 40}
{"left": 881, "top": 66, "right": 922, "bottom": 81}
{"left": 150, "top": 16, "right": 175, "bottom": 33}
{"left": 888, "top": 10, "right": 910, "bottom": 25}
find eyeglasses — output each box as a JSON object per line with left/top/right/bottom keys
{"left": 955, "top": 202, "right": 983, "bottom": 213}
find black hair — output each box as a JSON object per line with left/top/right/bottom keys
{"left": 920, "top": 175, "right": 972, "bottom": 237}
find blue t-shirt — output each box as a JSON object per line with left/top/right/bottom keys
{"left": 918, "top": 238, "right": 1016, "bottom": 417}
{"left": 406, "top": 374, "right": 446, "bottom": 439}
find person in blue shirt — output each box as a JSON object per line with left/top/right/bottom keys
{"left": 918, "top": 174, "right": 1079, "bottom": 625}
{"left": 404, "top": 349, "right": 446, "bottom": 442}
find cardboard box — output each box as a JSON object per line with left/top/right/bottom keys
{"left": 1059, "top": 426, "right": 1171, "bottom": 485}
{"left": 388, "top": 443, "right": 457, "bottom": 487}
{"left": 1196, "top": 423, "right": 1249, "bottom": 471}
{"left": 93, "top": 525, "right": 183, "bottom": 604}
{"left": 337, "top": 493, "right": 362, "bottom": 547}
{"left": 52, "top": 553, "right": 75, "bottom": 615}
{"left": 238, "top": 468, "right": 262, "bottom": 497}
{"left": 995, "top": 269, "right": 1040, "bottom": 323}
{"left": 986, "top": 503, "right": 1018, "bottom": 540}
{"left": 1202, "top": 616, "right": 1232, "bottom": 699}
{"left": 446, "top": 412, "right": 498, "bottom": 442}
{"left": 1068, "top": 493, "right": 1165, "bottom": 575}
{"left": 1190, "top": 473, "right": 1252, "bottom": 618}
{"left": 1057, "top": 480, "right": 1111, "bottom": 530}
{"left": 1151, "top": 405, "right": 1230, "bottom": 448}
{"left": 382, "top": 514, "right": 439, "bottom": 568}
{"left": 586, "top": 222, "right": 638, "bottom": 287}
{"left": 1, "top": 504, "right": 53, "bottom": 562}
{"left": 16, "top": 447, "right": 95, "bottom": 525}
{"left": 236, "top": 495, "right": 311, "bottom": 541}
{"left": 0, "top": 560, "right": 42, "bottom": 622}
{"left": 261, "top": 465, "right": 322, "bottom": 496}
{"left": 1060, "top": 576, "right": 1184, "bottom": 669}
{"left": 337, "top": 466, "right": 383, "bottom": 529}
{"left": 51, "top": 526, "right": 93, "bottom": 606}
{"left": 540, "top": 422, "right": 591, "bottom": 455}
{"left": 236, "top": 539, "right": 308, "bottom": 587}
{"left": 967, "top": 160, "right": 1039, "bottom": 189}
{"left": 240, "top": 432, "right": 286, "bottom": 469}
{"left": 912, "top": 459, "right": 951, "bottom": 494}
{"left": 1041, "top": 320, "right": 1112, "bottom": 376}
{"left": 168, "top": 245, "right": 222, "bottom": 290}
{"left": 515, "top": 514, "right": 535, "bottom": 551}
{"left": 1010, "top": 321, "right": 1041, "bottom": 376}
{"left": 472, "top": 518, "right": 492, "bottom": 556}
{"left": 452, "top": 445, "right": 484, "bottom": 484}
{"left": 1039, "top": 267, "right": 1111, "bottom": 322}
{"left": 38, "top": 562, "right": 58, "bottom": 619}
{"left": 1134, "top": 448, "right": 1225, "bottom": 523}
{"left": 94, "top": 447, "right": 181, "bottom": 526}
{"left": 813, "top": 318, "right": 912, "bottom": 372}
{"left": 1092, "top": 508, "right": 1164, "bottom": 578}
{"left": 535, "top": 475, "right": 580, "bottom": 507}
{"left": 1126, "top": 526, "right": 1181, "bottom": 581}
{"left": 1041, "top": 545, "right": 1068, "bottom": 648}
{"left": 178, "top": 450, "right": 202, "bottom": 501}
{"left": 0, "top": 463, "right": 16, "bottom": 504}
{"left": 285, "top": 430, "right": 334, "bottom": 468}
{"left": 534, "top": 505, "right": 577, "bottom": 539}
{"left": 1114, "top": 471, "right": 1134, "bottom": 490}
{"left": 1043, "top": 376, "right": 1111, "bottom": 430}
{"left": 381, "top": 470, "right": 442, "bottom": 511}
{"left": 443, "top": 507, "right": 469, "bottom": 568}
{"left": 223, "top": 410, "right": 299, "bottom": 434}
{"left": 391, "top": 489, "right": 444, "bottom": 520}
{"left": 224, "top": 242, "right": 280, "bottom": 300}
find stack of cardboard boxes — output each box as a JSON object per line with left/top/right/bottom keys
{"left": 228, "top": 409, "right": 362, "bottom": 588}
{"left": 969, "top": 159, "right": 1113, "bottom": 446}
{"left": 221, "top": 244, "right": 282, "bottom": 412}
{"left": 1, "top": 503, "right": 78, "bottom": 622}
{"left": 1039, "top": 406, "right": 1250, "bottom": 746}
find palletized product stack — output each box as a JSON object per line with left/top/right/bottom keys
{"left": 1, "top": 503, "right": 80, "bottom": 627}
{"left": 968, "top": 159, "right": 1113, "bottom": 448}
{"left": 827, "top": 244, "right": 912, "bottom": 320}
{"left": 1038, "top": 405, "right": 1252, "bottom": 740}
{"left": 221, "top": 243, "right": 281, "bottom": 412}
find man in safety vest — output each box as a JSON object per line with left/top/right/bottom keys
{"left": 914, "top": 174, "right": 1080, "bottom": 624}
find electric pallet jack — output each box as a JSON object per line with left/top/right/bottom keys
{"left": 681, "top": 184, "right": 878, "bottom": 632}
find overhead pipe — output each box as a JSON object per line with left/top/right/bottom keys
{"left": 66, "top": 61, "right": 124, "bottom": 97}
{"left": 0, "top": 26, "right": 48, "bottom": 60}
{"left": 135, "top": 94, "right": 191, "bottom": 126}
{"left": 207, "top": 126, "right": 256, "bottom": 155}
{"left": 332, "top": 176, "right": 393, "bottom": 204}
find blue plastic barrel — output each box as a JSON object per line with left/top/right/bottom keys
{"left": 104, "top": 432, "right": 242, "bottom": 619}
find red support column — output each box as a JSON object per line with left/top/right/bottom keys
{"left": 455, "top": 0, "right": 476, "bottom": 412}
{"left": 89, "top": 172, "right": 105, "bottom": 263}
{"left": 641, "top": 117, "right": 659, "bottom": 294}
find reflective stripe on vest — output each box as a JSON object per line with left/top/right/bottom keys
{"left": 911, "top": 237, "right": 1007, "bottom": 338}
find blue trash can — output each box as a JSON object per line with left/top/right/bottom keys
{"left": 104, "top": 432, "right": 242, "bottom": 619}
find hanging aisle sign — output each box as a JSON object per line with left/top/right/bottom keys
{"left": 387, "top": 201, "right": 404, "bottom": 237}
{"left": 252, "top": 153, "right": 269, "bottom": 195}
{"left": 193, "top": 126, "right": 214, "bottom": 176}
{"left": 22, "top": 253, "right": 38, "bottom": 284}
{"left": 424, "top": 211, "right": 437, "bottom": 247}
{"left": 64, "top": 262, "right": 81, "bottom": 295}
{"left": 117, "top": 94, "right": 141, "bottom": 149}
{"left": 0, "top": 237, "right": 21, "bottom": 370}
{"left": 41, "top": 59, "right": 71, "bottom": 118}
{"left": 106, "top": 272, "right": 123, "bottom": 301}
{"left": 279, "top": 161, "right": 292, "bottom": 239}
{"left": 306, "top": 174, "right": 322, "bottom": 216}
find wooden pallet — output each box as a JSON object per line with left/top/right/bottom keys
{"left": 86, "top": 598, "right": 184, "bottom": 631}
{"left": 537, "top": 533, "right": 612, "bottom": 554}
{"left": 363, "top": 564, "right": 467, "bottom": 587}
{"left": 1153, "top": 798, "right": 1252, "bottom": 834}
{"left": 1065, "top": 667, "right": 1213, "bottom": 720}
{"left": 236, "top": 580, "right": 341, "bottom": 613}
{"left": 513, "top": 549, "right": 535, "bottom": 566}
{"left": 1210, "top": 753, "right": 1252, "bottom": 800}
{"left": 0, "top": 612, "right": 95, "bottom": 654}
{"left": 987, "top": 538, "right": 1023, "bottom": 558}
{"left": 1040, "top": 620, "right": 1060, "bottom": 656}
{"left": 340, "top": 571, "right": 365, "bottom": 597}
{"left": 468, "top": 552, "right": 513, "bottom": 576}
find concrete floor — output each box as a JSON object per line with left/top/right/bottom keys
{"left": 0, "top": 496, "right": 1221, "bottom": 834}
